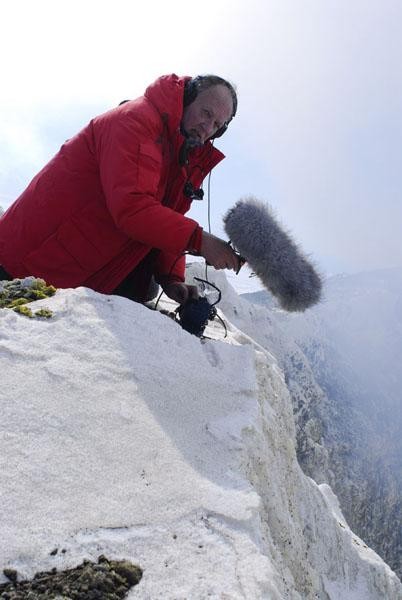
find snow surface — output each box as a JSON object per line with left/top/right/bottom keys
{"left": 1, "top": 277, "right": 401, "bottom": 599}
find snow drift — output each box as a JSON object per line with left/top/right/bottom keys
{"left": 0, "top": 277, "right": 401, "bottom": 599}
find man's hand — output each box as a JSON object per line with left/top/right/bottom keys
{"left": 162, "top": 282, "right": 199, "bottom": 305}
{"left": 199, "top": 232, "right": 241, "bottom": 271}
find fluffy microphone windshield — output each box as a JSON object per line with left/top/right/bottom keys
{"left": 223, "top": 197, "right": 322, "bottom": 312}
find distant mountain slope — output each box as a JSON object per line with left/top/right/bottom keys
{"left": 241, "top": 267, "right": 402, "bottom": 577}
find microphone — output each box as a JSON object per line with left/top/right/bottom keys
{"left": 223, "top": 197, "right": 323, "bottom": 312}
{"left": 184, "top": 181, "right": 204, "bottom": 201}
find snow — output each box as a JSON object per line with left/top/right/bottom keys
{"left": 1, "top": 278, "right": 401, "bottom": 599}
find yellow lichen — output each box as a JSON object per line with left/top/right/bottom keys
{"left": 8, "top": 298, "right": 30, "bottom": 307}
{"left": 13, "top": 305, "right": 34, "bottom": 318}
{"left": 35, "top": 308, "right": 53, "bottom": 319}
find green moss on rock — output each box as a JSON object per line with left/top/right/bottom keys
{"left": 0, "top": 277, "right": 56, "bottom": 318}
{"left": 13, "top": 305, "right": 34, "bottom": 318}
{"left": 34, "top": 308, "right": 53, "bottom": 319}
{"left": 8, "top": 298, "right": 30, "bottom": 308}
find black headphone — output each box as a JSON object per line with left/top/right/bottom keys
{"left": 183, "top": 76, "right": 237, "bottom": 139}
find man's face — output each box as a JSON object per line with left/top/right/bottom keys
{"left": 181, "top": 84, "right": 234, "bottom": 145}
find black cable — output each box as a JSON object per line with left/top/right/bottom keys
{"left": 204, "top": 168, "right": 213, "bottom": 282}
{"left": 216, "top": 313, "right": 228, "bottom": 339}
{"left": 153, "top": 288, "right": 164, "bottom": 312}
{"left": 154, "top": 141, "right": 229, "bottom": 337}
{"left": 153, "top": 252, "right": 187, "bottom": 311}
{"left": 193, "top": 277, "right": 221, "bottom": 306}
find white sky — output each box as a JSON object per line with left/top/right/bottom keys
{"left": 1, "top": 0, "right": 401, "bottom": 276}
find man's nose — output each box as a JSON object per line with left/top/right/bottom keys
{"left": 203, "top": 119, "right": 216, "bottom": 140}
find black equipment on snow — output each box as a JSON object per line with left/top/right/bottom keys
{"left": 224, "top": 197, "right": 323, "bottom": 312}
{"left": 176, "top": 277, "right": 224, "bottom": 337}
{"left": 177, "top": 297, "right": 217, "bottom": 337}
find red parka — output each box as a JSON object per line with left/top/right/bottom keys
{"left": 0, "top": 74, "right": 224, "bottom": 292}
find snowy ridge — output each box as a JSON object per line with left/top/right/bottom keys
{"left": 240, "top": 267, "right": 402, "bottom": 578}
{"left": 0, "top": 280, "right": 401, "bottom": 599}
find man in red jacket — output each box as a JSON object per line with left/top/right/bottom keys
{"left": 0, "top": 74, "right": 240, "bottom": 305}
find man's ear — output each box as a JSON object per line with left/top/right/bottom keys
{"left": 183, "top": 77, "right": 202, "bottom": 107}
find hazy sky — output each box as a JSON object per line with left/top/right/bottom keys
{"left": 1, "top": 0, "right": 401, "bottom": 277}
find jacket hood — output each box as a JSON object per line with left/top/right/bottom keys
{"left": 144, "top": 73, "right": 190, "bottom": 137}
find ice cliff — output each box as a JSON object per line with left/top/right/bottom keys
{"left": 0, "top": 274, "right": 401, "bottom": 599}
{"left": 241, "top": 267, "right": 402, "bottom": 580}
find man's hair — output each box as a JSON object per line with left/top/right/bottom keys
{"left": 184, "top": 75, "right": 238, "bottom": 119}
